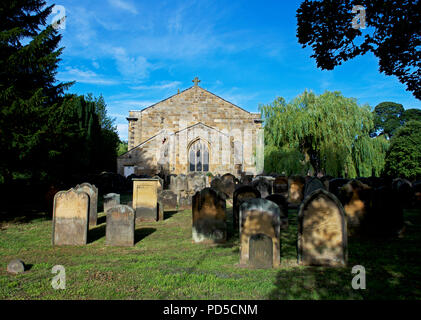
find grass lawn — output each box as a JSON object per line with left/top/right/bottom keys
{"left": 1, "top": 194, "right": 420, "bottom": 300}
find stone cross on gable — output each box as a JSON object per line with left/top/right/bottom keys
{"left": 192, "top": 77, "right": 201, "bottom": 87}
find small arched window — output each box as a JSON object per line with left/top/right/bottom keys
{"left": 189, "top": 140, "right": 209, "bottom": 172}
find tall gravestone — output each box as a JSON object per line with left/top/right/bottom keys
{"left": 297, "top": 189, "right": 347, "bottom": 267}
{"left": 75, "top": 183, "right": 98, "bottom": 227}
{"left": 233, "top": 186, "right": 261, "bottom": 230}
{"left": 103, "top": 193, "right": 120, "bottom": 214}
{"left": 52, "top": 189, "right": 89, "bottom": 246}
{"left": 192, "top": 188, "right": 227, "bottom": 244}
{"left": 133, "top": 178, "right": 160, "bottom": 222}
{"left": 287, "top": 176, "right": 305, "bottom": 205}
{"left": 273, "top": 176, "right": 288, "bottom": 197}
{"left": 106, "top": 205, "right": 135, "bottom": 247}
{"left": 239, "top": 198, "right": 281, "bottom": 268}
{"left": 265, "top": 194, "right": 289, "bottom": 230}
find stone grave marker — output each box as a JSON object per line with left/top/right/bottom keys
{"left": 103, "top": 193, "right": 120, "bottom": 214}
{"left": 265, "top": 193, "right": 289, "bottom": 230}
{"left": 7, "top": 259, "right": 25, "bottom": 274}
{"left": 158, "top": 190, "right": 178, "bottom": 211}
{"left": 297, "top": 189, "right": 347, "bottom": 267}
{"left": 252, "top": 177, "right": 272, "bottom": 198}
{"left": 239, "top": 198, "right": 281, "bottom": 268}
{"left": 287, "top": 176, "right": 306, "bottom": 205}
{"left": 233, "top": 185, "right": 261, "bottom": 230}
{"left": 133, "top": 178, "right": 160, "bottom": 222}
{"left": 303, "top": 177, "right": 326, "bottom": 199}
{"left": 106, "top": 205, "right": 135, "bottom": 247}
{"left": 52, "top": 189, "right": 89, "bottom": 246}
{"left": 75, "top": 183, "right": 98, "bottom": 227}
{"left": 192, "top": 188, "right": 227, "bottom": 244}
{"left": 273, "top": 176, "right": 288, "bottom": 197}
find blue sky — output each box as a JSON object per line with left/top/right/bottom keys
{"left": 48, "top": 0, "right": 421, "bottom": 141}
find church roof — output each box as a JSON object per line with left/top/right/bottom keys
{"left": 130, "top": 85, "right": 256, "bottom": 116}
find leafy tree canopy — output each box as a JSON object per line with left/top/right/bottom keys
{"left": 260, "top": 90, "right": 389, "bottom": 178}
{"left": 296, "top": 0, "right": 421, "bottom": 100}
{"left": 372, "top": 101, "right": 404, "bottom": 138}
{"left": 384, "top": 120, "right": 421, "bottom": 180}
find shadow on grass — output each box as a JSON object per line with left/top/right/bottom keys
{"left": 88, "top": 224, "right": 106, "bottom": 243}
{"left": 164, "top": 210, "right": 178, "bottom": 220}
{"left": 268, "top": 209, "right": 421, "bottom": 300}
{"left": 135, "top": 228, "right": 156, "bottom": 244}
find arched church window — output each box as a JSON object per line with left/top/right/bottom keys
{"left": 189, "top": 140, "right": 209, "bottom": 172}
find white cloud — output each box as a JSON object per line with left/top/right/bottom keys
{"left": 58, "top": 67, "right": 118, "bottom": 85}
{"left": 110, "top": 47, "right": 152, "bottom": 81}
{"left": 117, "top": 123, "right": 128, "bottom": 141}
{"left": 108, "top": 0, "right": 138, "bottom": 14}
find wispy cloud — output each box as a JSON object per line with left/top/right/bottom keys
{"left": 58, "top": 67, "right": 118, "bottom": 85}
{"left": 110, "top": 47, "right": 152, "bottom": 81}
{"left": 130, "top": 81, "right": 182, "bottom": 90}
{"left": 108, "top": 0, "right": 138, "bottom": 14}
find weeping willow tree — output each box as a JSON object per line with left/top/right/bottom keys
{"left": 260, "top": 90, "right": 390, "bottom": 178}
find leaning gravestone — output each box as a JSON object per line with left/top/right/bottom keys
{"left": 52, "top": 189, "right": 89, "bottom": 246}
{"left": 133, "top": 178, "right": 160, "bottom": 222}
{"left": 158, "top": 190, "right": 178, "bottom": 211}
{"left": 7, "top": 259, "right": 25, "bottom": 274}
{"left": 192, "top": 188, "right": 227, "bottom": 244}
{"left": 251, "top": 177, "right": 272, "bottom": 198}
{"left": 265, "top": 194, "right": 289, "bottom": 230}
{"left": 75, "top": 183, "right": 98, "bottom": 227}
{"left": 233, "top": 186, "right": 261, "bottom": 230}
{"left": 103, "top": 193, "right": 120, "bottom": 214}
{"left": 287, "top": 176, "right": 306, "bottom": 205}
{"left": 239, "top": 198, "right": 281, "bottom": 268}
{"left": 297, "top": 189, "right": 347, "bottom": 267}
{"left": 106, "top": 205, "right": 135, "bottom": 247}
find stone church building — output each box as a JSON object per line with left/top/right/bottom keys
{"left": 117, "top": 78, "right": 264, "bottom": 177}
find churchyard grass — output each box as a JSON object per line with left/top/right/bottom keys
{"left": 0, "top": 196, "right": 420, "bottom": 300}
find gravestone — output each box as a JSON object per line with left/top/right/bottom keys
{"left": 320, "top": 176, "right": 333, "bottom": 190}
{"left": 338, "top": 180, "right": 372, "bottom": 236}
{"left": 75, "top": 183, "right": 98, "bottom": 227}
{"left": 265, "top": 194, "right": 289, "bottom": 230}
{"left": 158, "top": 190, "right": 178, "bottom": 211}
{"left": 210, "top": 177, "right": 223, "bottom": 194}
{"left": 240, "top": 174, "right": 253, "bottom": 186}
{"left": 175, "top": 174, "right": 188, "bottom": 194}
{"left": 303, "top": 177, "right": 326, "bottom": 199}
{"left": 239, "top": 198, "right": 281, "bottom": 268}
{"left": 106, "top": 205, "right": 135, "bottom": 247}
{"left": 328, "top": 178, "right": 350, "bottom": 198}
{"left": 188, "top": 173, "right": 207, "bottom": 194}
{"left": 52, "top": 189, "right": 89, "bottom": 246}
{"left": 233, "top": 186, "right": 261, "bottom": 230}
{"left": 7, "top": 259, "right": 25, "bottom": 274}
{"left": 219, "top": 173, "right": 238, "bottom": 199}
{"left": 192, "top": 188, "right": 227, "bottom": 244}
{"left": 297, "top": 189, "right": 347, "bottom": 267}
{"left": 133, "top": 178, "right": 160, "bottom": 222}
{"left": 178, "top": 194, "right": 192, "bottom": 211}
{"left": 103, "top": 193, "right": 120, "bottom": 214}
{"left": 273, "top": 176, "right": 288, "bottom": 196}
{"left": 251, "top": 177, "right": 272, "bottom": 198}
{"left": 153, "top": 176, "right": 164, "bottom": 191}
{"left": 288, "top": 176, "right": 306, "bottom": 205}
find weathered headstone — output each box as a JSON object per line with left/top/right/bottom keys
{"left": 153, "top": 176, "right": 164, "bottom": 191}
{"left": 239, "top": 198, "right": 281, "bottom": 268}
{"left": 297, "top": 189, "right": 347, "bottom": 267}
{"left": 219, "top": 173, "right": 238, "bottom": 199}
{"left": 192, "top": 188, "right": 227, "bottom": 244}
{"left": 287, "top": 176, "right": 306, "bottom": 205}
{"left": 303, "top": 177, "right": 326, "bottom": 199}
{"left": 178, "top": 194, "right": 192, "bottom": 211}
{"left": 133, "top": 178, "right": 160, "bottom": 222}
{"left": 265, "top": 194, "right": 289, "bottom": 230}
{"left": 106, "top": 205, "right": 135, "bottom": 247}
{"left": 158, "top": 190, "right": 178, "bottom": 211}
{"left": 233, "top": 185, "right": 261, "bottom": 230}
{"left": 273, "top": 176, "right": 288, "bottom": 196}
{"left": 338, "top": 180, "right": 372, "bottom": 236}
{"left": 252, "top": 177, "right": 272, "bottom": 198}
{"left": 52, "top": 189, "right": 89, "bottom": 246}
{"left": 328, "top": 178, "right": 350, "bottom": 198}
{"left": 188, "top": 173, "right": 207, "bottom": 194}
{"left": 7, "top": 259, "right": 25, "bottom": 274}
{"left": 75, "top": 183, "right": 98, "bottom": 227}
{"left": 103, "top": 193, "right": 120, "bottom": 214}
